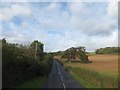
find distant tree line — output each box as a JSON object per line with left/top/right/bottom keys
{"left": 51, "top": 51, "right": 62, "bottom": 56}
{"left": 95, "top": 47, "right": 120, "bottom": 54}
{"left": 2, "top": 39, "right": 53, "bottom": 88}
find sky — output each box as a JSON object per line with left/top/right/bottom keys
{"left": 0, "top": 0, "right": 118, "bottom": 52}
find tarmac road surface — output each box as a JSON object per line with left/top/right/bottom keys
{"left": 44, "top": 60, "right": 85, "bottom": 89}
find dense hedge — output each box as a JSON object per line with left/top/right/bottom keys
{"left": 2, "top": 39, "right": 53, "bottom": 88}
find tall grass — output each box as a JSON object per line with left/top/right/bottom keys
{"left": 16, "top": 76, "right": 47, "bottom": 88}
{"left": 65, "top": 66, "right": 118, "bottom": 88}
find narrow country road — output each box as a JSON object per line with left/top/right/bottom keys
{"left": 44, "top": 60, "right": 85, "bottom": 89}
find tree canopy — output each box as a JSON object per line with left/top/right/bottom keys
{"left": 61, "top": 47, "right": 90, "bottom": 63}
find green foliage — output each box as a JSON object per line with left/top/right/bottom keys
{"left": 95, "top": 49, "right": 99, "bottom": 54}
{"left": 16, "top": 76, "right": 47, "bottom": 88}
{"left": 30, "top": 40, "right": 44, "bottom": 60}
{"left": 2, "top": 39, "right": 53, "bottom": 88}
{"left": 78, "top": 51, "right": 89, "bottom": 63}
{"left": 51, "top": 51, "right": 62, "bottom": 56}
{"left": 95, "top": 47, "right": 120, "bottom": 54}
{"left": 61, "top": 50, "right": 70, "bottom": 59}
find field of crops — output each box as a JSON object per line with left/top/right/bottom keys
{"left": 63, "top": 54, "right": 118, "bottom": 88}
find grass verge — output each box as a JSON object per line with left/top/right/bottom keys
{"left": 71, "top": 73, "right": 94, "bottom": 88}
{"left": 64, "top": 66, "right": 118, "bottom": 88}
{"left": 16, "top": 76, "right": 47, "bottom": 88}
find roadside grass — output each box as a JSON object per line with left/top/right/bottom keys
{"left": 71, "top": 73, "right": 95, "bottom": 88}
{"left": 64, "top": 66, "right": 118, "bottom": 88}
{"left": 16, "top": 76, "right": 47, "bottom": 88}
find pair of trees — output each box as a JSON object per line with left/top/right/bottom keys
{"left": 61, "top": 47, "right": 90, "bottom": 63}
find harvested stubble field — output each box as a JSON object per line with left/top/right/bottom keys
{"left": 71, "top": 55, "right": 118, "bottom": 75}
{"left": 63, "top": 54, "right": 119, "bottom": 88}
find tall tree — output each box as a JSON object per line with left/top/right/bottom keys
{"left": 30, "top": 40, "right": 44, "bottom": 60}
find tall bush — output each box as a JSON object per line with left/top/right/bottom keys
{"left": 2, "top": 39, "right": 53, "bottom": 88}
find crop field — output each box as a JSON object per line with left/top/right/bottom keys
{"left": 66, "top": 55, "right": 118, "bottom": 75}
{"left": 63, "top": 54, "right": 119, "bottom": 88}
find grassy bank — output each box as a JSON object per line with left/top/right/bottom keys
{"left": 64, "top": 65, "right": 118, "bottom": 88}
{"left": 16, "top": 76, "right": 47, "bottom": 88}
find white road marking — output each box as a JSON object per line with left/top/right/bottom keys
{"left": 58, "top": 72, "right": 66, "bottom": 89}
{"left": 63, "top": 84, "right": 66, "bottom": 89}
{"left": 60, "top": 75, "right": 63, "bottom": 82}
{"left": 58, "top": 72, "right": 61, "bottom": 75}
{"left": 57, "top": 61, "right": 66, "bottom": 89}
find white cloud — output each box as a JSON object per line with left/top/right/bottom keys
{"left": 1, "top": 0, "right": 119, "bottom": 2}
{"left": 47, "top": 2, "right": 60, "bottom": 11}
{"left": 69, "top": 2, "right": 90, "bottom": 16}
{"left": 69, "top": 2, "right": 83, "bottom": 14}
{"left": 1, "top": 3, "right": 31, "bottom": 21}
{"left": 107, "top": 2, "right": 118, "bottom": 19}
{"left": 1, "top": 2, "right": 118, "bottom": 52}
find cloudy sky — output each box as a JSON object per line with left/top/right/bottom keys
{"left": 0, "top": 0, "right": 118, "bottom": 52}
